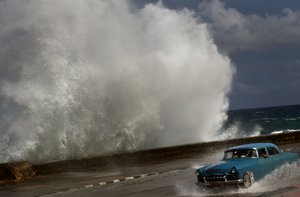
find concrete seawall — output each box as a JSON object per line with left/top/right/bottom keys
{"left": 1, "top": 131, "right": 300, "bottom": 184}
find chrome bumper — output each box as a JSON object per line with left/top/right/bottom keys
{"left": 197, "top": 179, "right": 243, "bottom": 187}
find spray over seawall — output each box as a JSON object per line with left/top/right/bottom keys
{"left": 0, "top": 0, "right": 233, "bottom": 163}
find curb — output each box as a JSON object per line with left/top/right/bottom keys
{"left": 40, "top": 167, "right": 190, "bottom": 197}
{"left": 97, "top": 167, "right": 187, "bottom": 186}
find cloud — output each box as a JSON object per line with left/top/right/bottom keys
{"left": 198, "top": 0, "right": 300, "bottom": 53}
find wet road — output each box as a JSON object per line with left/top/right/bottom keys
{"left": 0, "top": 144, "right": 300, "bottom": 197}
{"left": 6, "top": 164, "right": 298, "bottom": 197}
{"left": 40, "top": 164, "right": 300, "bottom": 197}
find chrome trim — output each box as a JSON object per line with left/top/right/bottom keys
{"left": 203, "top": 175, "right": 227, "bottom": 182}
{"left": 198, "top": 179, "right": 243, "bottom": 187}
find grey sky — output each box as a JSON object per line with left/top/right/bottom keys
{"left": 132, "top": 0, "right": 300, "bottom": 109}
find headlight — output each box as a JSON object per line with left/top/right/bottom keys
{"left": 195, "top": 170, "right": 200, "bottom": 176}
{"left": 230, "top": 167, "right": 237, "bottom": 174}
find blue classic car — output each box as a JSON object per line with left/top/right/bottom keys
{"left": 195, "top": 143, "right": 299, "bottom": 188}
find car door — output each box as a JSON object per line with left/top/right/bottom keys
{"left": 257, "top": 147, "right": 273, "bottom": 179}
{"left": 266, "top": 146, "right": 281, "bottom": 170}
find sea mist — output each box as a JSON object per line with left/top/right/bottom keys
{"left": 0, "top": 0, "right": 233, "bottom": 163}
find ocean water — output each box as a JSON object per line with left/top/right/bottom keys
{"left": 224, "top": 104, "right": 300, "bottom": 136}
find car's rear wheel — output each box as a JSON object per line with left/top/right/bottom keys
{"left": 241, "top": 171, "right": 254, "bottom": 188}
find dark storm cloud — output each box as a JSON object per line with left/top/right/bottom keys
{"left": 219, "top": 0, "right": 300, "bottom": 16}
{"left": 133, "top": 0, "right": 300, "bottom": 54}
{"left": 193, "top": 0, "right": 300, "bottom": 109}
{"left": 133, "top": 0, "right": 300, "bottom": 109}
{"left": 229, "top": 45, "right": 300, "bottom": 109}
{"left": 198, "top": 0, "right": 300, "bottom": 53}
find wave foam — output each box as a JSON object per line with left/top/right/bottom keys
{"left": 0, "top": 0, "right": 233, "bottom": 163}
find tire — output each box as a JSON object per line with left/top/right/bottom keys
{"left": 240, "top": 171, "right": 254, "bottom": 188}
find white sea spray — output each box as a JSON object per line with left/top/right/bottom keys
{"left": 0, "top": 0, "right": 233, "bottom": 163}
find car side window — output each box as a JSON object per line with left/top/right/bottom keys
{"left": 267, "top": 147, "right": 279, "bottom": 155}
{"left": 257, "top": 148, "right": 267, "bottom": 157}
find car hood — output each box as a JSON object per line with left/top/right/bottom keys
{"left": 200, "top": 158, "right": 254, "bottom": 175}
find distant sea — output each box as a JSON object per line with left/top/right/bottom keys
{"left": 223, "top": 104, "right": 300, "bottom": 136}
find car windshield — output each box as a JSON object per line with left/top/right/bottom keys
{"left": 223, "top": 149, "right": 257, "bottom": 160}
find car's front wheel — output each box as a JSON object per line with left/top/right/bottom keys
{"left": 240, "top": 171, "right": 254, "bottom": 188}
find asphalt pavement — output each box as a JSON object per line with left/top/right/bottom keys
{"left": 0, "top": 143, "right": 300, "bottom": 197}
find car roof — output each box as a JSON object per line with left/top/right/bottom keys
{"left": 226, "top": 143, "right": 277, "bottom": 151}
